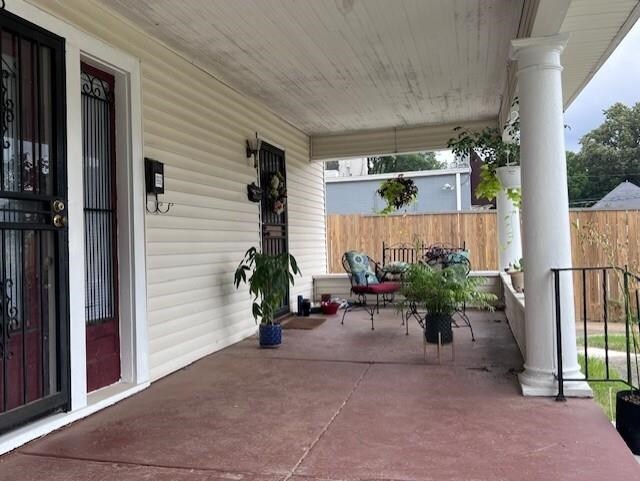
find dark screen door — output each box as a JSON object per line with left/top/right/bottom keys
{"left": 259, "top": 143, "right": 289, "bottom": 318}
{"left": 81, "top": 63, "right": 120, "bottom": 392}
{"left": 0, "top": 10, "right": 68, "bottom": 433}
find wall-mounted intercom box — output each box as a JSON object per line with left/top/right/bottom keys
{"left": 145, "top": 157, "right": 165, "bottom": 195}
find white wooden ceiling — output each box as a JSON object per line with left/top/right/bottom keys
{"left": 99, "top": 0, "right": 523, "bottom": 135}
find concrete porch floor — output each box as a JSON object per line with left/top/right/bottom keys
{"left": 1, "top": 309, "right": 638, "bottom": 481}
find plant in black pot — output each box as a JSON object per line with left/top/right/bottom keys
{"left": 234, "top": 247, "right": 301, "bottom": 348}
{"left": 400, "top": 263, "right": 496, "bottom": 344}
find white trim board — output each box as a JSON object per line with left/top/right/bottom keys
{"left": 325, "top": 167, "right": 471, "bottom": 183}
{"left": 0, "top": 0, "right": 149, "bottom": 454}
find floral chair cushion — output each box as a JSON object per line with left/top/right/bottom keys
{"left": 345, "top": 251, "right": 379, "bottom": 286}
{"left": 446, "top": 250, "right": 469, "bottom": 264}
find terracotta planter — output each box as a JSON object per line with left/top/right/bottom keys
{"left": 509, "top": 270, "right": 524, "bottom": 293}
{"left": 496, "top": 165, "right": 521, "bottom": 190}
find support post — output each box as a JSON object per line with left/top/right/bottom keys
{"left": 510, "top": 34, "right": 590, "bottom": 397}
{"left": 496, "top": 167, "right": 522, "bottom": 271}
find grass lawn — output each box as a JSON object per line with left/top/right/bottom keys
{"left": 578, "top": 355, "right": 629, "bottom": 421}
{"left": 577, "top": 333, "right": 629, "bottom": 352}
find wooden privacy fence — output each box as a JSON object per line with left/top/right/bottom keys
{"left": 327, "top": 211, "right": 498, "bottom": 272}
{"left": 327, "top": 210, "right": 640, "bottom": 320}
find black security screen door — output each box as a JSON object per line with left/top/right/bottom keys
{"left": 259, "top": 143, "right": 289, "bottom": 318}
{"left": 0, "top": 10, "right": 68, "bottom": 433}
{"left": 81, "top": 62, "right": 120, "bottom": 392}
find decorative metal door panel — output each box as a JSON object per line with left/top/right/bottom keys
{"left": 259, "top": 143, "right": 289, "bottom": 318}
{"left": 81, "top": 62, "right": 120, "bottom": 392}
{"left": 0, "top": 10, "right": 68, "bottom": 433}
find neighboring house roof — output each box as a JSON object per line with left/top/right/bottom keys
{"left": 592, "top": 181, "right": 640, "bottom": 210}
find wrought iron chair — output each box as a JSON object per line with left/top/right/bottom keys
{"left": 341, "top": 252, "right": 401, "bottom": 330}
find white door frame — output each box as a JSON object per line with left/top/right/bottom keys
{"left": 0, "top": 0, "right": 148, "bottom": 454}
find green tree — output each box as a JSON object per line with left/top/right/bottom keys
{"left": 566, "top": 151, "right": 588, "bottom": 202}
{"left": 567, "top": 102, "right": 640, "bottom": 206}
{"left": 367, "top": 152, "right": 444, "bottom": 174}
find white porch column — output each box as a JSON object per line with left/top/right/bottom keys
{"left": 496, "top": 167, "right": 522, "bottom": 271}
{"left": 511, "top": 34, "right": 591, "bottom": 397}
{"left": 496, "top": 191, "right": 522, "bottom": 270}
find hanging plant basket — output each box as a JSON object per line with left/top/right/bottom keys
{"left": 377, "top": 174, "right": 418, "bottom": 215}
{"left": 496, "top": 166, "right": 521, "bottom": 190}
{"left": 268, "top": 172, "right": 287, "bottom": 215}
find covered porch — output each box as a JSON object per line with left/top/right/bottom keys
{"left": 0, "top": 0, "right": 638, "bottom": 470}
{"left": 1, "top": 309, "right": 637, "bottom": 481}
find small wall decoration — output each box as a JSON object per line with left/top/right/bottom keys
{"left": 268, "top": 171, "right": 287, "bottom": 215}
{"left": 247, "top": 182, "right": 262, "bottom": 202}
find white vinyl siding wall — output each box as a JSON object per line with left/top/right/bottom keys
{"left": 31, "top": 0, "right": 327, "bottom": 381}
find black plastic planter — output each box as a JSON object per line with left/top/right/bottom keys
{"left": 424, "top": 313, "right": 453, "bottom": 344}
{"left": 259, "top": 324, "right": 282, "bottom": 348}
{"left": 616, "top": 390, "right": 640, "bottom": 454}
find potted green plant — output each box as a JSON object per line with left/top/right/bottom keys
{"left": 506, "top": 257, "right": 524, "bottom": 293}
{"left": 447, "top": 98, "right": 521, "bottom": 206}
{"left": 377, "top": 174, "right": 418, "bottom": 215}
{"left": 400, "top": 264, "right": 496, "bottom": 344}
{"left": 233, "top": 247, "right": 301, "bottom": 347}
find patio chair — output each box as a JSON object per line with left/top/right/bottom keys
{"left": 341, "top": 251, "right": 401, "bottom": 330}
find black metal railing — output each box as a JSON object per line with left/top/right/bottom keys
{"left": 553, "top": 266, "right": 640, "bottom": 401}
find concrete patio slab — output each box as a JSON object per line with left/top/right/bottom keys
{"left": 296, "top": 362, "right": 638, "bottom": 481}
{"left": 18, "top": 356, "right": 366, "bottom": 476}
{"left": 0, "top": 308, "right": 637, "bottom": 481}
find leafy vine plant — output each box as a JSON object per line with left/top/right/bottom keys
{"left": 376, "top": 174, "right": 418, "bottom": 215}
{"left": 447, "top": 97, "right": 521, "bottom": 207}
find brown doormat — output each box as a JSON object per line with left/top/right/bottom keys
{"left": 282, "top": 317, "right": 326, "bottom": 330}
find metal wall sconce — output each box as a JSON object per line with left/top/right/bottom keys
{"left": 246, "top": 137, "right": 262, "bottom": 168}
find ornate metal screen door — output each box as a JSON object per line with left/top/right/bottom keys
{"left": 81, "top": 63, "right": 120, "bottom": 392}
{"left": 0, "top": 10, "right": 68, "bottom": 433}
{"left": 259, "top": 143, "right": 290, "bottom": 318}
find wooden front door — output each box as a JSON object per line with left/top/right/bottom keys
{"left": 259, "top": 142, "right": 290, "bottom": 318}
{"left": 0, "top": 9, "right": 69, "bottom": 433}
{"left": 81, "top": 63, "right": 120, "bottom": 392}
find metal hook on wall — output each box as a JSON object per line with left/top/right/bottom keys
{"left": 146, "top": 193, "right": 174, "bottom": 214}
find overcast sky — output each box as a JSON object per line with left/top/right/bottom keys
{"left": 564, "top": 19, "right": 640, "bottom": 152}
